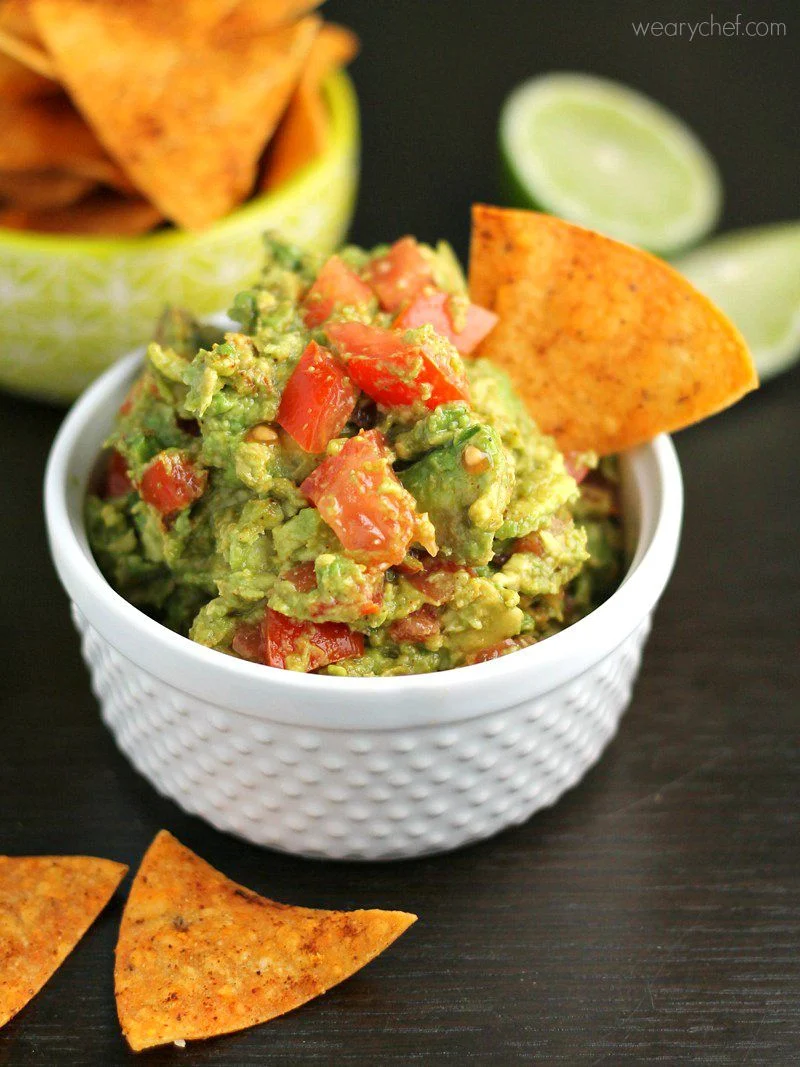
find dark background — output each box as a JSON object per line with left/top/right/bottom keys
{"left": 2, "top": 1, "right": 798, "bottom": 1063}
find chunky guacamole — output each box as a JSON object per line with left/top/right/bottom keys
{"left": 87, "top": 235, "right": 623, "bottom": 675}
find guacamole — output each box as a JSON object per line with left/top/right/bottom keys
{"left": 87, "top": 235, "right": 623, "bottom": 675}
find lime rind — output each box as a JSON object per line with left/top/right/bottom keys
{"left": 676, "top": 222, "right": 800, "bottom": 381}
{"left": 499, "top": 72, "right": 722, "bottom": 255}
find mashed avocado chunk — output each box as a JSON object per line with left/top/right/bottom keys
{"left": 87, "top": 234, "right": 623, "bottom": 675}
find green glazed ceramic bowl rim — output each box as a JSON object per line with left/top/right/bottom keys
{"left": 0, "top": 69, "right": 357, "bottom": 259}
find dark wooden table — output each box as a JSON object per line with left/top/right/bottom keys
{"left": 2, "top": 2, "right": 798, "bottom": 1063}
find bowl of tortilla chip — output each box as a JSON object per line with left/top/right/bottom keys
{"left": 0, "top": 2, "right": 360, "bottom": 403}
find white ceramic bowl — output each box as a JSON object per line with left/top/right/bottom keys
{"left": 45, "top": 349, "right": 683, "bottom": 861}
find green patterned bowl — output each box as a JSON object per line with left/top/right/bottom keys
{"left": 0, "top": 71, "right": 359, "bottom": 404}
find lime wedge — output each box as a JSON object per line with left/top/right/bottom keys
{"left": 676, "top": 223, "right": 800, "bottom": 381}
{"left": 499, "top": 73, "right": 722, "bottom": 255}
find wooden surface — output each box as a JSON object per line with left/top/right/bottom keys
{"left": 1, "top": 1, "right": 798, "bottom": 1062}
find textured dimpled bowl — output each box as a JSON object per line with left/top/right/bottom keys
{"left": 45, "top": 351, "right": 683, "bottom": 861}
{"left": 0, "top": 72, "right": 358, "bottom": 404}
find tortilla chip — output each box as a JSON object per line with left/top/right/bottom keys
{"left": 468, "top": 206, "right": 758, "bottom": 454}
{"left": 301, "top": 22, "right": 359, "bottom": 88}
{"left": 32, "top": 0, "right": 320, "bottom": 229}
{"left": 115, "top": 831, "right": 416, "bottom": 1051}
{"left": 0, "top": 854, "right": 127, "bottom": 1028}
{"left": 0, "top": 94, "right": 133, "bottom": 190}
{"left": 182, "top": 0, "right": 245, "bottom": 28}
{"left": 0, "top": 50, "right": 56, "bottom": 100}
{"left": 220, "top": 0, "right": 324, "bottom": 33}
{"left": 263, "top": 23, "right": 359, "bottom": 190}
{"left": 163, "top": 0, "right": 323, "bottom": 34}
{"left": 0, "top": 189, "right": 162, "bottom": 235}
{"left": 0, "top": 0, "right": 56, "bottom": 78}
{"left": 0, "top": 168, "right": 93, "bottom": 210}
{"left": 262, "top": 86, "right": 328, "bottom": 191}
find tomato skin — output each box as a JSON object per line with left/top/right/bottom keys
{"left": 326, "top": 322, "right": 416, "bottom": 407}
{"left": 260, "top": 609, "right": 363, "bottom": 671}
{"left": 326, "top": 321, "right": 470, "bottom": 410}
{"left": 364, "top": 236, "right": 433, "bottom": 312}
{"left": 105, "top": 450, "right": 133, "bottom": 497}
{"left": 388, "top": 604, "right": 440, "bottom": 643}
{"left": 394, "top": 289, "right": 498, "bottom": 355}
{"left": 276, "top": 340, "right": 357, "bottom": 453}
{"left": 303, "top": 255, "right": 374, "bottom": 328}
{"left": 139, "top": 450, "right": 207, "bottom": 515}
{"left": 282, "top": 561, "right": 318, "bottom": 593}
{"left": 301, "top": 429, "right": 435, "bottom": 567}
{"left": 325, "top": 320, "right": 404, "bottom": 359}
{"left": 231, "top": 622, "right": 262, "bottom": 662}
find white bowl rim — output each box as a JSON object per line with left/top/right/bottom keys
{"left": 44, "top": 347, "right": 683, "bottom": 730}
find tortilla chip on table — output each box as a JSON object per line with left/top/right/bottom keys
{"left": 31, "top": 0, "right": 321, "bottom": 229}
{"left": 468, "top": 205, "right": 758, "bottom": 455}
{"left": 0, "top": 854, "right": 127, "bottom": 1029}
{"left": 115, "top": 830, "right": 417, "bottom": 1051}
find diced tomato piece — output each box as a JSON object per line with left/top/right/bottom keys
{"left": 394, "top": 289, "right": 498, "bottom": 355}
{"left": 276, "top": 340, "right": 357, "bottom": 453}
{"left": 282, "top": 561, "right": 317, "bottom": 593}
{"left": 231, "top": 622, "right": 262, "bottom": 662}
{"left": 303, "top": 255, "right": 374, "bottom": 328}
{"left": 326, "top": 321, "right": 470, "bottom": 410}
{"left": 326, "top": 320, "right": 405, "bottom": 362}
{"left": 301, "top": 429, "right": 436, "bottom": 567}
{"left": 260, "top": 608, "right": 363, "bottom": 671}
{"left": 401, "top": 557, "right": 462, "bottom": 605}
{"left": 105, "top": 450, "right": 133, "bottom": 497}
{"left": 139, "top": 450, "right": 207, "bottom": 516}
{"left": 388, "top": 604, "right": 440, "bottom": 644}
{"left": 564, "top": 452, "right": 590, "bottom": 483}
{"left": 363, "top": 236, "right": 433, "bottom": 312}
